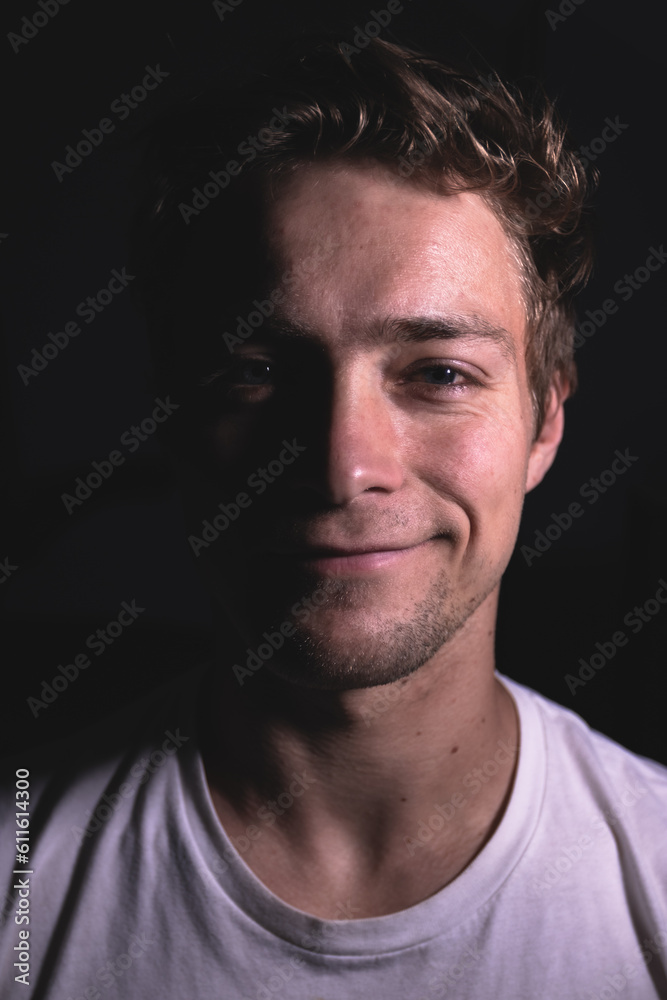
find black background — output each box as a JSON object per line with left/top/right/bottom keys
{"left": 1, "top": 0, "right": 665, "bottom": 761}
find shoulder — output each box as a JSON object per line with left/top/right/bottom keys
{"left": 502, "top": 673, "right": 667, "bottom": 779}
{"left": 501, "top": 672, "right": 667, "bottom": 822}
{"left": 500, "top": 675, "right": 667, "bottom": 943}
{"left": 0, "top": 662, "right": 208, "bottom": 814}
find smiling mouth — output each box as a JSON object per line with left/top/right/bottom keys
{"left": 266, "top": 539, "right": 436, "bottom": 574}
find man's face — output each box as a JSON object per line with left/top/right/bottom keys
{"left": 181, "top": 160, "right": 559, "bottom": 690}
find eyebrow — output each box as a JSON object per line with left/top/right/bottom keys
{"left": 261, "top": 314, "right": 518, "bottom": 363}
{"left": 379, "top": 316, "right": 517, "bottom": 362}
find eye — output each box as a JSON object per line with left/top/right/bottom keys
{"left": 200, "top": 357, "right": 277, "bottom": 390}
{"left": 231, "top": 359, "right": 274, "bottom": 386}
{"left": 404, "top": 361, "right": 481, "bottom": 391}
{"left": 414, "top": 364, "right": 465, "bottom": 386}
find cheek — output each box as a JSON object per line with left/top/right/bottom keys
{"left": 415, "top": 411, "right": 530, "bottom": 526}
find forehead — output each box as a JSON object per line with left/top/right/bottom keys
{"left": 261, "top": 160, "right": 527, "bottom": 350}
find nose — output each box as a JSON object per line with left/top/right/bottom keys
{"left": 293, "top": 364, "right": 405, "bottom": 505}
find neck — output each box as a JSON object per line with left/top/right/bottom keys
{"left": 197, "top": 589, "right": 520, "bottom": 917}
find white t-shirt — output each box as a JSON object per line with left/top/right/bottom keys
{"left": 1, "top": 665, "right": 666, "bottom": 1000}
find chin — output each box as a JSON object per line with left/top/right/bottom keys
{"left": 207, "top": 546, "right": 504, "bottom": 691}
{"left": 245, "top": 571, "right": 478, "bottom": 691}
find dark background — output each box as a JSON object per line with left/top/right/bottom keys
{"left": 1, "top": 0, "right": 665, "bottom": 760}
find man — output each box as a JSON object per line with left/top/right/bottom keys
{"left": 2, "top": 35, "right": 666, "bottom": 999}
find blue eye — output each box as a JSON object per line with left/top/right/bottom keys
{"left": 418, "top": 365, "right": 461, "bottom": 385}
{"left": 402, "top": 361, "right": 482, "bottom": 397}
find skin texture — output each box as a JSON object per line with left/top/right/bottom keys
{"left": 187, "top": 160, "right": 566, "bottom": 918}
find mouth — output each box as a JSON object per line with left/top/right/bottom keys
{"left": 265, "top": 539, "right": 436, "bottom": 575}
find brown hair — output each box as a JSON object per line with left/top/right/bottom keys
{"left": 132, "top": 35, "right": 596, "bottom": 434}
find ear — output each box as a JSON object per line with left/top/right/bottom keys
{"left": 525, "top": 376, "right": 567, "bottom": 494}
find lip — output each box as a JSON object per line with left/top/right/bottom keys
{"left": 267, "top": 539, "right": 434, "bottom": 574}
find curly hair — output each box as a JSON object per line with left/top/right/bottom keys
{"left": 131, "top": 34, "right": 597, "bottom": 435}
